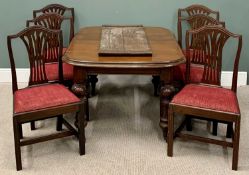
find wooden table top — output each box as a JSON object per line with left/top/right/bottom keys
{"left": 63, "top": 26, "right": 185, "bottom": 68}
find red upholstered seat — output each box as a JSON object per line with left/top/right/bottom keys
{"left": 14, "top": 84, "right": 80, "bottom": 113}
{"left": 45, "top": 62, "right": 74, "bottom": 81}
{"left": 173, "top": 63, "right": 204, "bottom": 83}
{"left": 171, "top": 84, "right": 240, "bottom": 114}
{"left": 63, "top": 47, "right": 67, "bottom": 54}
{"left": 45, "top": 47, "right": 73, "bottom": 81}
{"left": 173, "top": 49, "right": 204, "bottom": 83}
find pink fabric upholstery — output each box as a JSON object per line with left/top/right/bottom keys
{"left": 173, "top": 63, "right": 186, "bottom": 81}
{"left": 14, "top": 84, "right": 80, "bottom": 113}
{"left": 62, "top": 47, "right": 67, "bottom": 54}
{"left": 173, "top": 49, "right": 204, "bottom": 83}
{"left": 45, "top": 62, "right": 74, "bottom": 81}
{"left": 45, "top": 47, "right": 73, "bottom": 81}
{"left": 173, "top": 63, "right": 204, "bottom": 83}
{"left": 171, "top": 84, "right": 240, "bottom": 114}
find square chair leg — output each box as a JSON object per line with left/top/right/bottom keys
{"left": 13, "top": 118, "right": 22, "bottom": 171}
{"left": 232, "top": 118, "right": 240, "bottom": 170}
{"left": 56, "top": 115, "right": 63, "bottom": 131}
{"left": 78, "top": 103, "right": 86, "bottom": 155}
{"left": 167, "top": 105, "right": 174, "bottom": 157}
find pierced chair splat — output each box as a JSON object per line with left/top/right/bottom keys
{"left": 178, "top": 4, "right": 220, "bottom": 48}
{"left": 174, "top": 14, "right": 225, "bottom": 84}
{"left": 7, "top": 26, "right": 86, "bottom": 171}
{"left": 26, "top": 13, "right": 74, "bottom": 83}
{"left": 33, "top": 3, "right": 98, "bottom": 97}
{"left": 152, "top": 5, "right": 221, "bottom": 96}
{"left": 167, "top": 25, "right": 242, "bottom": 171}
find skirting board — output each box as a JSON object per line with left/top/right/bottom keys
{"left": 0, "top": 68, "right": 247, "bottom": 86}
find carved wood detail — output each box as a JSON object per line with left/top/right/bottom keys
{"left": 7, "top": 26, "right": 63, "bottom": 88}
{"left": 185, "top": 25, "right": 242, "bottom": 90}
{"left": 32, "top": 4, "right": 74, "bottom": 42}
{"left": 178, "top": 4, "right": 220, "bottom": 48}
{"left": 26, "top": 13, "right": 65, "bottom": 63}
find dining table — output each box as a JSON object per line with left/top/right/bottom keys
{"left": 62, "top": 26, "right": 185, "bottom": 139}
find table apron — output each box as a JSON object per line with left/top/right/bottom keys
{"left": 74, "top": 66, "right": 174, "bottom": 77}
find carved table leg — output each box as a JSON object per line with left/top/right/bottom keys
{"left": 159, "top": 69, "right": 175, "bottom": 140}
{"left": 71, "top": 67, "right": 88, "bottom": 127}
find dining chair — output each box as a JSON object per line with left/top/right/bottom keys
{"left": 167, "top": 25, "right": 242, "bottom": 171}
{"left": 174, "top": 14, "right": 226, "bottom": 135}
{"left": 7, "top": 26, "right": 86, "bottom": 170}
{"left": 33, "top": 3, "right": 98, "bottom": 97}
{"left": 26, "top": 13, "right": 77, "bottom": 130}
{"left": 152, "top": 5, "right": 220, "bottom": 96}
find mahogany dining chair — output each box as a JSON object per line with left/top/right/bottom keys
{"left": 167, "top": 25, "right": 242, "bottom": 171}
{"left": 175, "top": 9, "right": 225, "bottom": 135}
{"left": 7, "top": 26, "right": 86, "bottom": 170}
{"left": 26, "top": 13, "right": 76, "bottom": 129}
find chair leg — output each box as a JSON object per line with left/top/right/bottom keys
{"left": 78, "top": 103, "right": 86, "bottom": 155}
{"left": 167, "top": 105, "right": 174, "bottom": 157}
{"left": 232, "top": 118, "right": 240, "bottom": 170}
{"left": 86, "top": 96, "right": 90, "bottom": 121}
{"left": 84, "top": 78, "right": 90, "bottom": 122}
{"left": 19, "top": 124, "right": 23, "bottom": 139}
{"left": 89, "top": 75, "right": 98, "bottom": 96}
{"left": 226, "top": 123, "right": 233, "bottom": 138}
{"left": 152, "top": 76, "right": 160, "bottom": 96}
{"left": 30, "top": 121, "right": 36, "bottom": 130}
{"left": 186, "top": 116, "right": 192, "bottom": 131}
{"left": 212, "top": 121, "right": 218, "bottom": 136}
{"left": 13, "top": 119, "right": 22, "bottom": 171}
{"left": 56, "top": 115, "right": 63, "bottom": 131}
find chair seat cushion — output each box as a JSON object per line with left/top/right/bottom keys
{"left": 173, "top": 49, "right": 205, "bottom": 83}
{"left": 14, "top": 84, "right": 80, "bottom": 113}
{"left": 173, "top": 63, "right": 204, "bottom": 83}
{"left": 45, "top": 62, "right": 74, "bottom": 81}
{"left": 171, "top": 84, "right": 240, "bottom": 114}
{"left": 45, "top": 47, "right": 73, "bottom": 81}
{"left": 63, "top": 47, "right": 67, "bottom": 54}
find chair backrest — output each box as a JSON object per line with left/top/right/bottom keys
{"left": 28, "top": 12, "right": 74, "bottom": 42}
{"left": 178, "top": 4, "right": 220, "bottom": 19}
{"left": 33, "top": 4, "right": 74, "bottom": 43}
{"left": 27, "top": 13, "right": 64, "bottom": 30}
{"left": 181, "top": 14, "right": 225, "bottom": 65}
{"left": 7, "top": 26, "right": 63, "bottom": 93}
{"left": 26, "top": 13, "right": 73, "bottom": 63}
{"left": 33, "top": 3, "right": 74, "bottom": 20}
{"left": 185, "top": 26, "right": 242, "bottom": 92}
{"left": 178, "top": 4, "right": 220, "bottom": 48}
